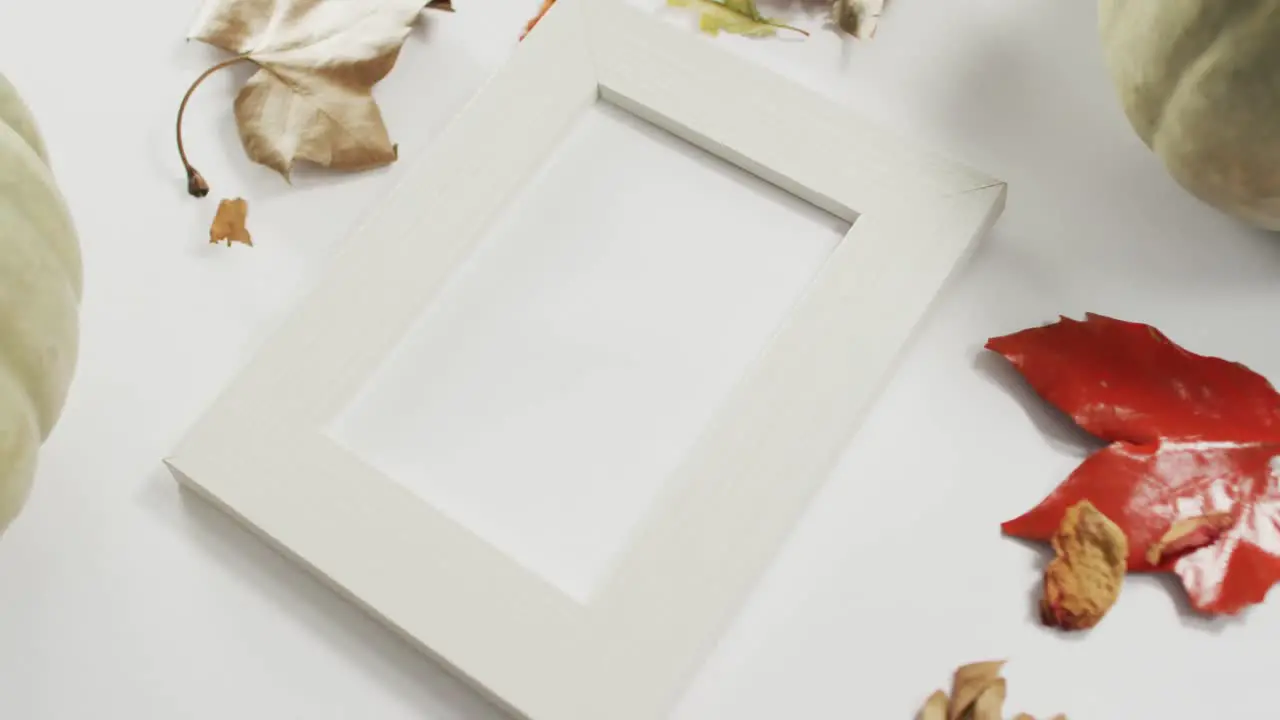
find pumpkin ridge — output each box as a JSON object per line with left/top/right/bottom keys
{"left": 0, "top": 359, "right": 41, "bottom": 534}
{"left": 1101, "top": 0, "right": 1280, "bottom": 231}
{"left": 1149, "top": 36, "right": 1221, "bottom": 159}
{"left": 0, "top": 73, "right": 48, "bottom": 165}
{"left": 1146, "top": 1, "right": 1280, "bottom": 228}
{"left": 0, "top": 72, "right": 80, "bottom": 537}
{"left": 0, "top": 339, "right": 48, "bottom": 440}
{"left": 1102, "top": 1, "right": 1258, "bottom": 146}
{"left": 0, "top": 122, "right": 83, "bottom": 299}
{"left": 0, "top": 262, "right": 77, "bottom": 438}
{"left": 1151, "top": 1, "right": 1277, "bottom": 150}
{"left": 0, "top": 189, "right": 80, "bottom": 308}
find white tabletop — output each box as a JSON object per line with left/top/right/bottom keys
{"left": 3, "top": 1, "right": 1278, "bottom": 718}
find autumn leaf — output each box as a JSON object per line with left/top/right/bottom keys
{"left": 1146, "top": 512, "right": 1235, "bottom": 566}
{"left": 667, "top": 0, "right": 808, "bottom": 38}
{"left": 917, "top": 661, "right": 1065, "bottom": 720}
{"left": 969, "top": 678, "right": 1006, "bottom": 720}
{"left": 176, "top": 0, "right": 452, "bottom": 195}
{"left": 1040, "top": 500, "right": 1127, "bottom": 630}
{"left": 989, "top": 313, "right": 1280, "bottom": 615}
{"left": 209, "top": 197, "right": 252, "bottom": 247}
{"left": 947, "top": 660, "right": 1004, "bottom": 720}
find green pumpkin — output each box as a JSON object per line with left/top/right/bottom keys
{"left": 0, "top": 72, "right": 82, "bottom": 535}
{"left": 1098, "top": 1, "right": 1280, "bottom": 230}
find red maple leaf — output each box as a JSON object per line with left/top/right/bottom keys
{"left": 988, "top": 313, "right": 1280, "bottom": 616}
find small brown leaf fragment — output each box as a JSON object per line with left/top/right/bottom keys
{"left": 427, "top": 0, "right": 454, "bottom": 10}
{"left": 948, "top": 661, "right": 1005, "bottom": 720}
{"left": 970, "top": 678, "right": 1006, "bottom": 720}
{"left": 916, "top": 690, "right": 948, "bottom": 720}
{"left": 1012, "top": 715, "right": 1036, "bottom": 720}
{"left": 1041, "top": 500, "right": 1127, "bottom": 630}
{"left": 210, "top": 197, "right": 252, "bottom": 247}
{"left": 1146, "top": 512, "right": 1235, "bottom": 565}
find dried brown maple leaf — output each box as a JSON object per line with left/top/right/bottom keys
{"left": 175, "top": 0, "right": 453, "bottom": 195}
{"left": 1041, "top": 500, "right": 1128, "bottom": 630}
{"left": 209, "top": 198, "right": 252, "bottom": 247}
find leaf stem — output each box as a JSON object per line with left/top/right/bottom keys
{"left": 176, "top": 55, "right": 249, "bottom": 197}
{"left": 767, "top": 19, "right": 809, "bottom": 36}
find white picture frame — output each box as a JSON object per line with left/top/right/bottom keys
{"left": 165, "top": 0, "right": 1006, "bottom": 718}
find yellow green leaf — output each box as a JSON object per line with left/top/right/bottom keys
{"left": 667, "top": 0, "right": 807, "bottom": 38}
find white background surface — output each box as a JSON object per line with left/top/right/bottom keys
{"left": 2, "top": 1, "right": 1279, "bottom": 719}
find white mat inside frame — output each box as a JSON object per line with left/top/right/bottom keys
{"left": 164, "top": 1, "right": 1007, "bottom": 718}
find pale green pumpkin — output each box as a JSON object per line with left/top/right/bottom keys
{"left": 1098, "top": 1, "right": 1280, "bottom": 230}
{"left": 0, "top": 72, "right": 82, "bottom": 535}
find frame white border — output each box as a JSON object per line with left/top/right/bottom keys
{"left": 166, "top": 1, "right": 1006, "bottom": 718}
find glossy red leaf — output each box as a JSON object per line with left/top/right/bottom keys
{"left": 989, "top": 313, "right": 1280, "bottom": 616}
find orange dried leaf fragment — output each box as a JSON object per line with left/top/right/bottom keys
{"left": 1146, "top": 512, "right": 1235, "bottom": 565}
{"left": 1041, "top": 500, "right": 1127, "bottom": 630}
{"left": 210, "top": 197, "right": 252, "bottom": 247}
{"left": 521, "top": 0, "right": 556, "bottom": 39}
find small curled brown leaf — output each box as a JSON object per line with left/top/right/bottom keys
{"left": 922, "top": 661, "right": 1066, "bottom": 720}
{"left": 947, "top": 660, "right": 1005, "bottom": 720}
{"left": 1146, "top": 512, "right": 1235, "bottom": 565}
{"left": 1041, "top": 500, "right": 1127, "bottom": 630}
{"left": 970, "top": 677, "right": 1006, "bottom": 720}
